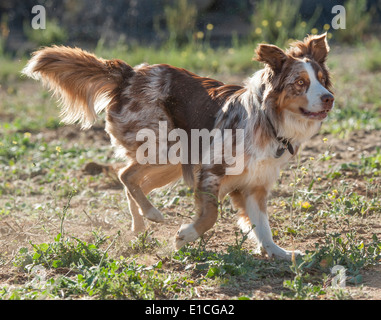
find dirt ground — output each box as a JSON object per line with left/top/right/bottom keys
{"left": 0, "top": 55, "right": 381, "bottom": 300}
{"left": 0, "top": 118, "right": 380, "bottom": 299}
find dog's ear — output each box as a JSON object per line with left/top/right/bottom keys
{"left": 290, "top": 33, "right": 330, "bottom": 64}
{"left": 305, "top": 33, "right": 330, "bottom": 63}
{"left": 307, "top": 33, "right": 329, "bottom": 63}
{"left": 254, "top": 44, "right": 288, "bottom": 73}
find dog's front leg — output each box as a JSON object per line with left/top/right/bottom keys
{"left": 246, "top": 188, "right": 301, "bottom": 260}
{"left": 175, "top": 168, "right": 221, "bottom": 250}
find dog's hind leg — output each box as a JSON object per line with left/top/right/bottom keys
{"left": 140, "top": 164, "right": 182, "bottom": 195}
{"left": 120, "top": 163, "right": 182, "bottom": 229}
{"left": 175, "top": 168, "right": 221, "bottom": 249}
{"left": 119, "top": 163, "right": 165, "bottom": 223}
{"left": 126, "top": 191, "right": 145, "bottom": 233}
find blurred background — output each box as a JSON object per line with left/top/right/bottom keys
{"left": 1, "top": 0, "right": 381, "bottom": 56}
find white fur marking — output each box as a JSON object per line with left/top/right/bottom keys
{"left": 304, "top": 62, "right": 331, "bottom": 112}
{"left": 245, "top": 196, "right": 298, "bottom": 260}
{"left": 175, "top": 223, "right": 199, "bottom": 250}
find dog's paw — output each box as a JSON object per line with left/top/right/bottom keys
{"left": 174, "top": 223, "right": 199, "bottom": 250}
{"left": 144, "top": 207, "right": 164, "bottom": 223}
{"left": 263, "top": 243, "right": 304, "bottom": 261}
{"left": 272, "top": 249, "right": 303, "bottom": 261}
{"left": 252, "top": 246, "right": 266, "bottom": 256}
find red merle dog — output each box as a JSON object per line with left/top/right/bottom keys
{"left": 23, "top": 33, "right": 334, "bottom": 260}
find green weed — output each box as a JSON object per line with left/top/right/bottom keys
{"left": 325, "top": 105, "right": 381, "bottom": 136}
{"left": 338, "top": 148, "right": 381, "bottom": 177}
{"left": 283, "top": 231, "right": 380, "bottom": 299}
{"left": 13, "top": 232, "right": 108, "bottom": 270}
{"left": 4, "top": 230, "right": 195, "bottom": 300}
{"left": 129, "top": 230, "right": 161, "bottom": 254}
{"left": 308, "top": 231, "right": 380, "bottom": 275}
{"left": 173, "top": 235, "right": 290, "bottom": 281}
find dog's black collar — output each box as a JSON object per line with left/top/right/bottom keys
{"left": 266, "top": 115, "right": 295, "bottom": 158}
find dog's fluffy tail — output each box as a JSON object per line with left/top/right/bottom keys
{"left": 22, "top": 46, "right": 134, "bottom": 129}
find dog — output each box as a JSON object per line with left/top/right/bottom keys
{"left": 22, "top": 33, "right": 334, "bottom": 260}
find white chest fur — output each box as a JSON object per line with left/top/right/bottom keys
{"left": 219, "top": 150, "right": 292, "bottom": 199}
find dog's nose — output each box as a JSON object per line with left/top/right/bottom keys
{"left": 321, "top": 93, "right": 334, "bottom": 110}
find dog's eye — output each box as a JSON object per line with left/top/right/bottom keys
{"left": 296, "top": 79, "right": 304, "bottom": 86}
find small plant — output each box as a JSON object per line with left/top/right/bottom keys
{"left": 129, "top": 230, "right": 161, "bottom": 253}
{"left": 75, "top": 259, "right": 179, "bottom": 299}
{"left": 283, "top": 230, "right": 381, "bottom": 299}
{"left": 7, "top": 236, "right": 187, "bottom": 300}
{"left": 233, "top": 226, "right": 253, "bottom": 251}
{"left": 307, "top": 231, "right": 381, "bottom": 275}
{"left": 283, "top": 258, "right": 327, "bottom": 299}
{"left": 331, "top": 148, "right": 381, "bottom": 182}
{"left": 173, "top": 240, "right": 290, "bottom": 281}
{"left": 0, "top": 131, "right": 35, "bottom": 165}
{"left": 13, "top": 232, "right": 108, "bottom": 270}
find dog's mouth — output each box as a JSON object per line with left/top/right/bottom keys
{"left": 299, "top": 108, "right": 330, "bottom": 120}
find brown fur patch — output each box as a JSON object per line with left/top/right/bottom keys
{"left": 128, "top": 101, "right": 143, "bottom": 113}
{"left": 277, "top": 89, "right": 309, "bottom": 114}
{"left": 140, "top": 165, "right": 182, "bottom": 194}
{"left": 230, "top": 190, "right": 246, "bottom": 211}
{"left": 255, "top": 44, "right": 288, "bottom": 73}
{"left": 22, "top": 46, "right": 134, "bottom": 129}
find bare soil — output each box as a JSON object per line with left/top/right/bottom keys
{"left": 0, "top": 80, "right": 380, "bottom": 300}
